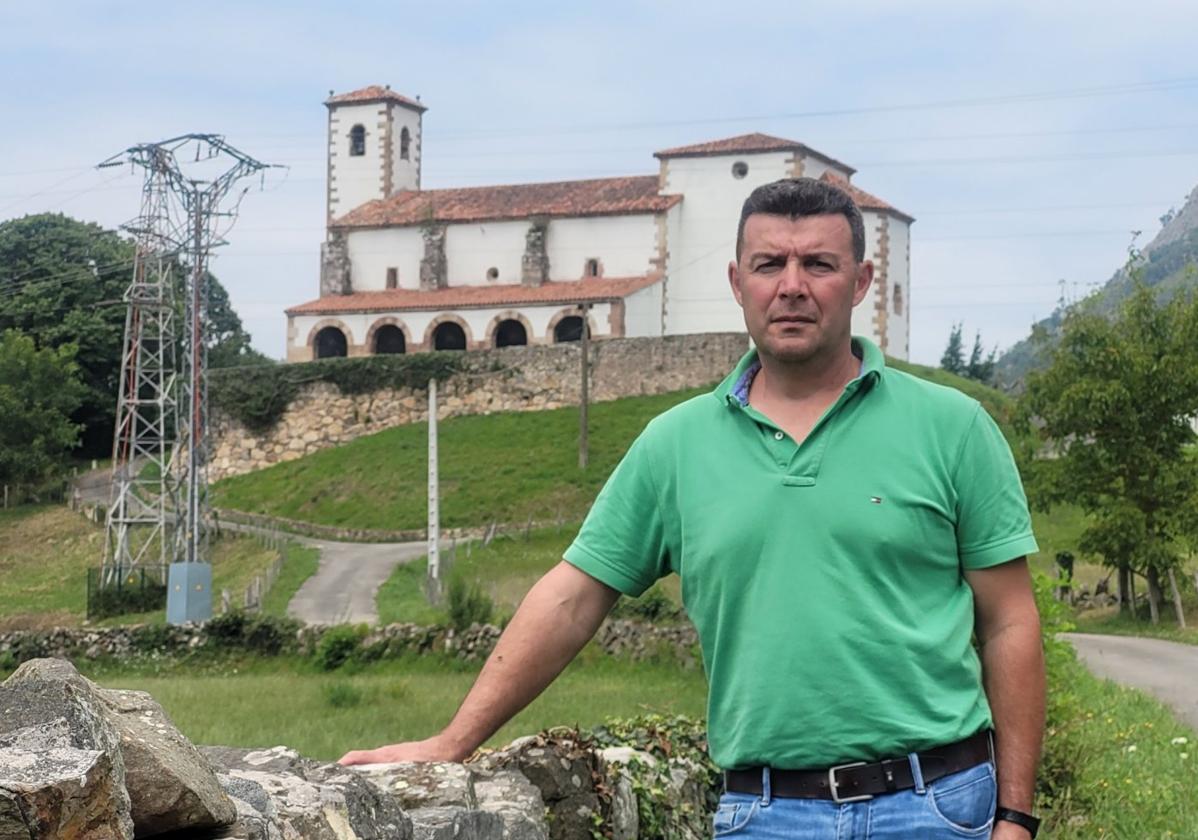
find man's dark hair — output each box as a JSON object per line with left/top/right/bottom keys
{"left": 736, "top": 177, "right": 866, "bottom": 263}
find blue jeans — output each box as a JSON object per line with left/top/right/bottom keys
{"left": 713, "top": 759, "right": 997, "bottom": 839}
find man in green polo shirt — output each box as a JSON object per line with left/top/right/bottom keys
{"left": 341, "top": 178, "right": 1046, "bottom": 839}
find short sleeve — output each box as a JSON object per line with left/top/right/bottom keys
{"left": 953, "top": 405, "right": 1039, "bottom": 569}
{"left": 564, "top": 430, "right": 670, "bottom": 597}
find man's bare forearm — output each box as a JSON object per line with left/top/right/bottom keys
{"left": 340, "top": 561, "right": 618, "bottom": 765}
{"left": 979, "top": 618, "right": 1045, "bottom": 813}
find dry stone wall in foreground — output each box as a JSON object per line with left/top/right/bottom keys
{"left": 0, "top": 658, "right": 714, "bottom": 840}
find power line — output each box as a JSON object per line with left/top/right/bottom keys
{"left": 429, "top": 75, "right": 1198, "bottom": 140}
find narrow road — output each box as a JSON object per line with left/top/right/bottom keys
{"left": 1061, "top": 632, "right": 1198, "bottom": 731}
{"left": 286, "top": 537, "right": 428, "bottom": 625}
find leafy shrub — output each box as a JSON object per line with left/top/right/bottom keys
{"left": 129, "top": 623, "right": 177, "bottom": 654}
{"left": 447, "top": 576, "right": 493, "bottom": 632}
{"left": 204, "top": 611, "right": 300, "bottom": 655}
{"left": 590, "top": 714, "right": 719, "bottom": 839}
{"left": 243, "top": 613, "right": 301, "bottom": 655}
{"left": 314, "top": 624, "right": 367, "bottom": 671}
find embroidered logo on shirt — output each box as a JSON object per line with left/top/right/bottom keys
{"left": 869, "top": 496, "right": 883, "bottom": 504}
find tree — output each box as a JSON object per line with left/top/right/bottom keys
{"left": 0, "top": 329, "right": 87, "bottom": 490}
{"left": 965, "top": 331, "right": 997, "bottom": 385}
{"left": 940, "top": 322, "right": 965, "bottom": 375}
{"left": 0, "top": 213, "right": 269, "bottom": 457}
{"left": 1020, "top": 263, "right": 1198, "bottom": 626}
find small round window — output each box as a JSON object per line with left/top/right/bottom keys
{"left": 731, "top": 161, "right": 749, "bottom": 179}
{"left": 486, "top": 267, "right": 499, "bottom": 282}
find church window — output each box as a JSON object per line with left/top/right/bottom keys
{"left": 386, "top": 267, "right": 398, "bottom": 289}
{"left": 893, "top": 283, "right": 904, "bottom": 316}
{"left": 314, "top": 326, "right": 348, "bottom": 359}
{"left": 554, "top": 316, "right": 586, "bottom": 343}
{"left": 373, "top": 324, "right": 406, "bottom": 354}
{"left": 731, "top": 161, "right": 749, "bottom": 179}
{"left": 349, "top": 124, "right": 366, "bottom": 156}
{"left": 495, "top": 319, "right": 527, "bottom": 348}
{"left": 486, "top": 267, "right": 500, "bottom": 282}
{"left": 400, "top": 127, "right": 411, "bottom": 161}
{"left": 433, "top": 321, "right": 468, "bottom": 351}
{"left": 584, "top": 258, "right": 600, "bottom": 278}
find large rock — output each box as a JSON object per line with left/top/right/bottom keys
{"left": 0, "top": 722, "right": 130, "bottom": 840}
{"left": 472, "top": 768, "right": 548, "bottom": 840}
{"left": 201, "top": 745, "right": 413, "bottom": 840}
{"left": 480, "top": 735, "right": 601, "bottom": 840}
{"left": 0, "top": 660, "right": 134, "bottom": 839}
{"left": 100, "top": 687, "right": 236, "bottom": 836}
{"left": 352, "top": 760, "right": 546, "bottom": 839}
{"left": 405, "top": 806, "right": 504, "bottom": 840}
{"left": 212, "top": 773, "right": 283, "bottom": 840}
{"left": 355, "top": 761, "right": 476, "bottom": 809}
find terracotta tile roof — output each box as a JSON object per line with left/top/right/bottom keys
{"left": 654, "top": 132, "right": 855, "bottom": 175}
{"left": 819, "top": 172, "right": 914, "bottom": 223}
{"left": 285, "top": 275, "right": 663, "bottom": 316}
{"left": 325, "top": 85, "right": 427, "bottom": 112}
{"left": 332, "top": 176, "right": 680, "bottom": 228}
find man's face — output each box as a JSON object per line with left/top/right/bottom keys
{"left": 728, "top": 213, "right": 873, "bottom": 366}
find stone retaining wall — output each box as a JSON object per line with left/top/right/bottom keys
{"left": 0, "top": 619, "right": 699, "bottom": 667}
{"left": 211, "top": 332, "right": 748, "bottom": 481}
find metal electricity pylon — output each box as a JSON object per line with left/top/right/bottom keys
{"left": 99, "top": 135, "right": 273, "bottom": 623}
{"left": 99, "top": 146, "right": 180, "bottom": 585}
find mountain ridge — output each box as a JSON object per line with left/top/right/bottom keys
{"left": 995, "top": 183, "right": 1198, "bottom": 386}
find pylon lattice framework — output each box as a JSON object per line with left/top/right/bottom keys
{"left": 100, "top": 135, "right": 272, "bottom": 583}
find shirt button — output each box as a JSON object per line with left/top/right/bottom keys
{"left": 774, "top": 431, "right": 785, "bottom": 441}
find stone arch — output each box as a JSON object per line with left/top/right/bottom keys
{"left": 366, "top": 317, "right": 414, "bottom": 355}
{"left": 306, "top": 319, "right": 355, "bottom": 360}
{"left": 547, "top": 307, "right": 596, "bottom": 344}
{"left": 485, "top": 310, "right": 535, "bottom": 348}
{"left": 424, "top": 313, "right": 474, "bottom": 351}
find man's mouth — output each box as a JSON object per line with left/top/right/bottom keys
{"left": 771, "top": 315, "right": 817, "bottom": 324}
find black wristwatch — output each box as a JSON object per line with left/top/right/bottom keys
{"left": 995, "top": 806, "right": 1040, "bottom": 838}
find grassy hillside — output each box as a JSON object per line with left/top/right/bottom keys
{"left": 0, "top": 505, "right": 304, "bottom": 628}
{"left": 214, "top": 387, "right": 709, "bottom": 532}
{"left": 215, "top": 359, "right": 1015, "bottom": 533}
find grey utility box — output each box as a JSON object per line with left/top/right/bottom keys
{"left": 166, "top": 562, "right": 213, "bottom": 625}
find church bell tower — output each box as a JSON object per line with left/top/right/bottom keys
{"left": 324, "top": 84, "right": 426, "bottom": 223}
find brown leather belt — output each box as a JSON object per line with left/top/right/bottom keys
{"left": 724, "top": 730, "right": 993, "bottom": 803}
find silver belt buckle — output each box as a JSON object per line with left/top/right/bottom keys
{"left": 828, "top": 761, "right": 874, "bottom": 804}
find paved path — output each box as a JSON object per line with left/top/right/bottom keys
{"left": 1062, "top": 633, "right": 1198, "bottom": 731}
{"left": 285, "top": 537, "right": 428, "bottom": 625}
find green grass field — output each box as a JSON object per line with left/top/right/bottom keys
{"left": 0, "top": 505, "right": 310, "bottom": 628}
{"left": 83, "top": 650, "right": 707, "bottom": 762}
{"left": 1040, "top": 654, "right": 1198, "bottom": 839}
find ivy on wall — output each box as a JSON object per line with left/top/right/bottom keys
{"left": 209, "top": 353, "right": 465, "bottom": 432}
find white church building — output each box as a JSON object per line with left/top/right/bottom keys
{"left": 285, "top": 85, "right": 913, "bottom": 361}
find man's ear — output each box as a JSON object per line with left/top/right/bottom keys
{"left": 728, "top": 259, "right": 744, "bottom": 307}
{"left": 852, "top": 260, "right": 874, "bottom": 307}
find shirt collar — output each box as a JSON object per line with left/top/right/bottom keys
{"left": 715, "top": 335, "right": 886, "bottom": 408}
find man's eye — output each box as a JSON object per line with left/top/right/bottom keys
{"left": 755, "top": 259, "right": 783, "bottom": 271}
{"left": 808, "top": 260, "right": 834, "bottom": 271}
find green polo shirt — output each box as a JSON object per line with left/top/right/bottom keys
{"left": 564, "top": 336, "right": 1038, "bottom": 770}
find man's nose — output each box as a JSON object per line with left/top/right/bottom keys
{"left": 777, "top": 259, "right": 809, "bottom": 297}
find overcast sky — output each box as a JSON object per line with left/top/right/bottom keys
{"left": 2, "top": 1, "right": 1196, "bottom": 365}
